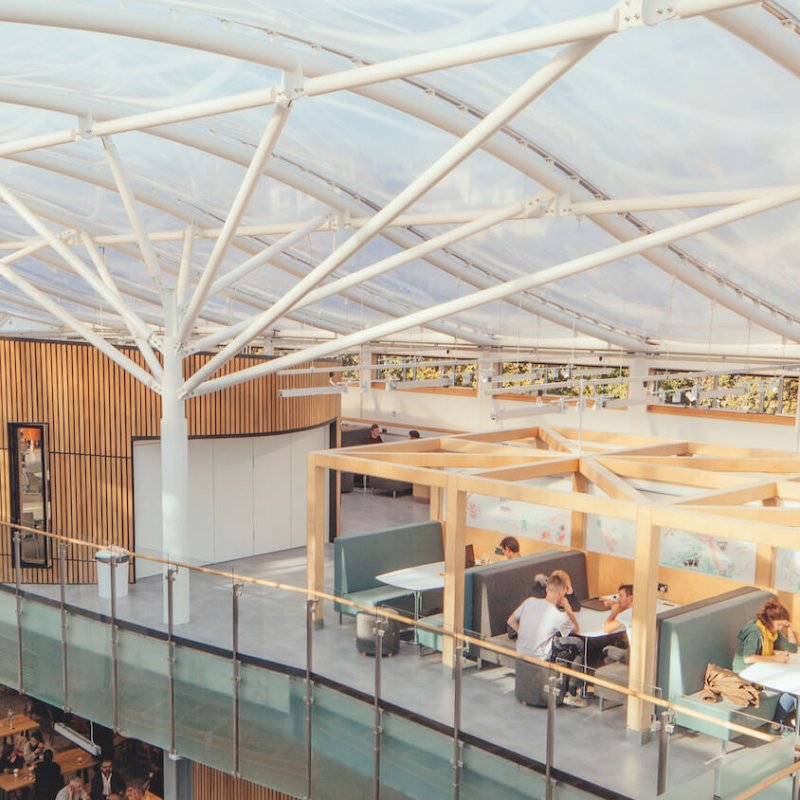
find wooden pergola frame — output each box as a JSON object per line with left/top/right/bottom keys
{"left": 307, "top": 425, "right": 800, "bottom": 732}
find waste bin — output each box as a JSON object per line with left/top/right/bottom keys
{"left": 95, "top": 547, "right": 130, "bottom": 599}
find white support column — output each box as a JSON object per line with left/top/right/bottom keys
{"left": 626, "top": 357, "right": 652, "bottom": 433}
{"left": 478, "top": 353, "right": 499, "bottom": 429}
{"left": 161, "top": 291, "right": 191, "bottom": 625}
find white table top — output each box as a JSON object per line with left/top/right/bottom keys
{"left": 376, "top": 561, "right": 445, "bottom": 593}
{"left": 740, "top": 653, "right": 800, "bottom": 694}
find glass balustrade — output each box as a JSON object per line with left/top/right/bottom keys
{"left": 0, "top": 529, "right": 794, "bottom": 800}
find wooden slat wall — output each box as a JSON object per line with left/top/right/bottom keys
{"left": 193, "top": 763, "right": 297, "bottom": 800}
{"left": 0, "top": 338, "right": 340, "bottom": 584}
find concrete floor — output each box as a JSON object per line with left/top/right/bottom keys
{"left": 23, "top": 490, "right": 782, "bottom": 800}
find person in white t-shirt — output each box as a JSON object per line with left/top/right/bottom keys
{"left": 602, "top": 584, "right": 634, "bottom": 663}
{"left": 507, "top": 573, "right": 587, "bottom": 708}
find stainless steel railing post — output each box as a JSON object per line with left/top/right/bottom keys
{"left": 451, "top": 640, "right": 463, "bottom": 800}
{"left": 305, "top": 598, "right": 317, "bottom": 800}
{"left": 231, "top": 582, "right": 243, "bottom": 779}
{"left": 109, "top": 550, "right": 119, "bottom": 731}
{"left": 373, "top": 614, "right": 384, "bottom": 800}
{"left": 59, "top": 542, "right": 69, "bottom": 711}
{"left": 656, "top": 709, "right": 674, "bottom": 795}
{"left": 13, "top": 531, "right": 23, "bottom": 693}
{"left": 167, "top": 565, "right": 177, "bottom": 757}
{"left": 544, "top": 674, "right": 558, "bottom": 800}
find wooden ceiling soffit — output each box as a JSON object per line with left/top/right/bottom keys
{"left": 579, "top": 458, "right": 649, "bottom": 503}
{"left": 457, "top": 474, "right": 636, "bottom": 520}
{"left": 667, "top": 480, "right": 777, "bottom": 506}
{"left": 314, "top": 451, "right": 449, "bottom": 486}
{"left": 596, "top": 457, "right": 747, "bottom": 490}
{"left": 473, "top": 457, "right": 579, "bottom": 480}
{"left": 651, "top": 505, "right": 799, "bottom": 550}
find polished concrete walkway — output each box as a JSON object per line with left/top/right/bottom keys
{"left": 25, "top": 491, "right": 776, "bottom": 799}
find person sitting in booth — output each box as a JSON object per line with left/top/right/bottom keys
{"left": 550, "top": 569, "right": 581, "bottom": 612}
{"left": 507, "top": 572, "right": 587, "bottom": 708}
{"left": 733, "top": 598, "right": 798, "bottom": 726}
{"left": 35, "top": 748, "right": 64, "bottom": 800}
{"left": 408, "top": 429, "right": 420, "bottom": 439}
{"left": 601, "top": 584, "right": 634, "bottom": 664}
{"left": 364, "top": 424, "right": 383, "bottom": 444}
{"left": 495, "top": 536, "right": 520, "bottom": 559}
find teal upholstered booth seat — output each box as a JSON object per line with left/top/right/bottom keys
{"left": 334, "top": 521, "right": 444, "bottom": 620}
{"left": 656, "top": 586, "right": 776, "bottom": 740}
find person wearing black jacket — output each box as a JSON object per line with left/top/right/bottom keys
{"left": 34, "top": 748, "right": 63, "bottom": 800}
{"left": 90, "top": 760, "right": 124, "bottom": 800}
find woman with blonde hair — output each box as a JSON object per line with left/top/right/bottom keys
{"left": 733, "top": 598, "right": 798, "bottom": 725}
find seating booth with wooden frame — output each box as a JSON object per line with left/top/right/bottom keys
{"left": 309, "top": 424, "right": 800, "bottom": 736}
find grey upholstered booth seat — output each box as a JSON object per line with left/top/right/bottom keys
{"left": 473, "top": 549, "right": 589, "bottom": 667}
{"left": 333, "top": 520, "right": 444, "bottom": 620}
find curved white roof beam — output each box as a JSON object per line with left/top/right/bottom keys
{"left": 1, "top": 103, "right": 647, "bottom": 354}
{"left": 708, "top": 4, "right": 800, "bottom": 78}
{"left": 0, "top": 2, "right": 789, "bottom": 347}
{"left": 3, "top": 154, "right": 501, "bottom": 350}
{"left": 187, "top": 184, "right": 800, "bottom": 397}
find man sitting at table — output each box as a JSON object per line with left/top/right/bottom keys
{"left": 91, "top": 759, "right": 124, "bottom": 800}
{"left": 495, "top": 536, "right": 520, "bottom": 559}
{"left": 507, "top": 572, "right": 587, "bottom": 708}
{"left": 733, "top": 598, "right": 798, "bottom": 726}
{"left": 601, "top": 584, "right": 634, "bottom": 664}
{"left": 56, "top": 776, "right": 88, "bottom": 800}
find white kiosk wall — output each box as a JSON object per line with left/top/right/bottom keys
{"left": 133, "top": 426, "right": 328, "bottom": 578}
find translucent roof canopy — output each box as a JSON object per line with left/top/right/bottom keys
{"left": 0, "top": 0, "right": 799, "bottom": 397}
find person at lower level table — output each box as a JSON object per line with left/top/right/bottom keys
{"left": 506, "top": 572, "right": 587, "bottom": 708}
{"left": 732, "top": 598, "right": 799, "bottom": 726}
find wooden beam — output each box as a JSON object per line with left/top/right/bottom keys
{"left": 571, "top": 472, "right": 587, "bottom": 551}
{"left": 351, "top": 452, "right": 550, "bottom": 468}
{"left": 624, "top": 456, "right": 800, "bottom": 473}
{"left": 539, "top": 426, "right": 578, "bottom": 454}
{"left": 314, "top": 451, "right": 449, "bottom": 486}
{"left": 627, "top": 505, "right": 659, "bottom": 733}
{"left": 689, "top": 441, "right": 800, "bottom": 459}
{"left": 442, "top": 473, "right": 466, "bottom": 667}
{"left": 458, "top": 474, "right": 637, "bottom": 520}
{"left": 775, "top": 479, "right": 800, "bottom": 502}
{"left": 597, "top": 457, "right": 749, "bottom": 490}
{"left": 756, "top": 497, "right": 777, "bottom": 587}
{"left": 446, "top": 426, "right": 539, "bottom": 444}
{"left": 472, "top": 457, "right": 578, "bottom": 481}
{"left": 667, "top": 480, "right": 777, "bottom": 506}
{"left": 580, "top": 458, "right": 648, "bottom": 503}
{"left": 673, "top": 505, "right": 800, "bottom": 525}
{"left": 651, "top": 505, "right": 800, "bottom": 550}
{"left": 602, "top": 441, "right": 691, "bottom": 458}
{"left": 554, "top": 427, "right": 675, "bottom": 448}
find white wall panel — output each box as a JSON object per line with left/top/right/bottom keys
{"left": 254, "top": 435, "right": 292, "bottom": 553}
{"left": 212, "top": 438, "right": 254, "bottom": 563}
{"left": 132, "top": 440, "right": 162, "bottom": 579}
{"left": 134, "top": 424, "right": 328, "bottom": 568}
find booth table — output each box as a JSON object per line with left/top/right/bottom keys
{"left": 377, "top": 561, "right": 445, "bottom": 643}
{"left": 0, "top": 713, "right": 38, "bottom": 742}
{"left": 740, "top": 655, "right": 800, "bottom": 799}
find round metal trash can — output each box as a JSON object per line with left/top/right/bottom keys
{"left": 95, "top": 547, "right": 130, "bottom": 599}
{"left": 355, "top": 612, "right": 400, "bottom": 657}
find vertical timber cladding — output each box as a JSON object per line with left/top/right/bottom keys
{"left": 0, "top": 338, "right": 340, "bottom": 584}
{"left": 193, "top": 763, "right": 298, "bottom": 800}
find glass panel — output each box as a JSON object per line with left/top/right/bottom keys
{"left": 717, "top": 723, "right": 795, "bottom": 800}
{"left": 657, "top": 770, "right": 716, "bottom": 799}
{"left": 238, "top": 663, "right": 307, "bottom": 798}
{"left": 310, "top": 682, "right": 374, "bottom": 800}
{"left": 117, "top": 628, "right": 170, "bottom": 749}
{"left": 460, "top": 742, "right": 548, "bottom": 800}
{"left": 0, "top": 590, "right": 19, "bottom": 690}
{"left": 19, "top": 597, "right": 62, "bottom": 706}
{"left": 173, "top": 644, "right": 233, "bottom": 774}
{"left": 66, "top": 614, "right": 113, "bottom": 727}
{"left": 380, "top": 710, "right": 452, "bottom": 799}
